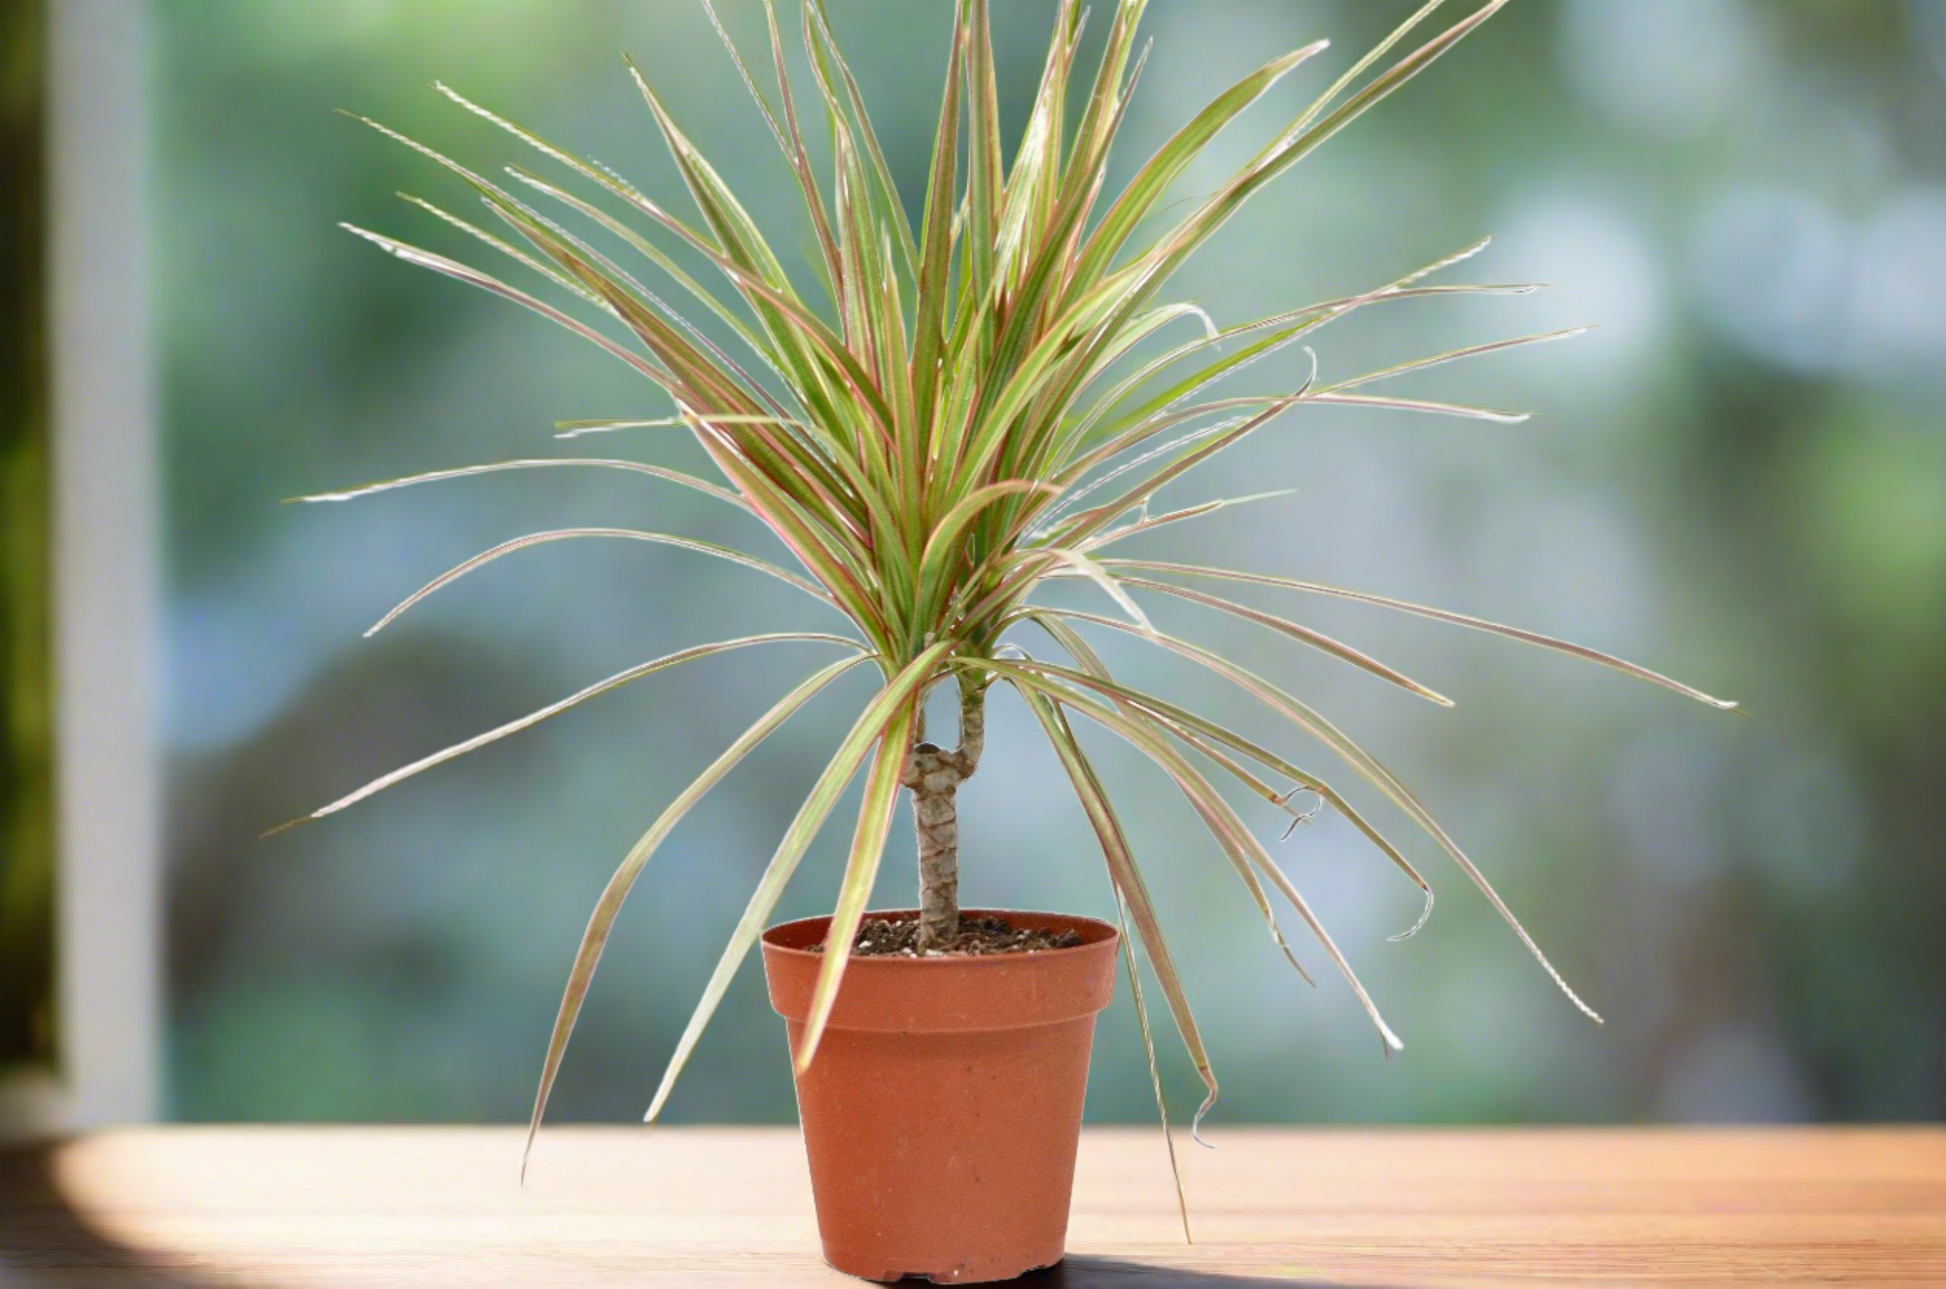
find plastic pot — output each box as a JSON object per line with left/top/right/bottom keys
{"left": 761, "top": 908, "right": 1119, "bottom": 1283}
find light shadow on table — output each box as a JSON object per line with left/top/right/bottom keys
{"left": 0, "top": 1145, "right": 246, "bottom": 1288}
{"left": 3, "top": 1143, "right": 1404, "bottom": 1289}
{"left": 1028, "top": 1257, "right": 1404, "bottom": 1288}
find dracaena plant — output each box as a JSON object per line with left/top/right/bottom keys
{"left": 294, "top": 0, "right": 1734, "bottom": 1181}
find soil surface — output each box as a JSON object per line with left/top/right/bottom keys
{"left": 812, "top": 914, "right": 1082, "bottom": 957}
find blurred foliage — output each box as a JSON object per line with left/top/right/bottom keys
{"left": 160, "top": 0, "right": 1945, "bottom": 1126}
{"left": 1, "top": 0, "right": 56, "bottom": 1076}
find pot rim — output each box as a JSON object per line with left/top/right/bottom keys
{"left": 761, "top": 906, "right": 1117, "bottom": 965}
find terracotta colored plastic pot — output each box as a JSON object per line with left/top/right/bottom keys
{"left": 761, "top": 908, "right": 1119, "bottom": 1284}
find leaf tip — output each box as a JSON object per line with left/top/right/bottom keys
{"left": 257, "top": 814, "right": 313, "bottom": 841}
{"left": 1387, "top": 888, "right": 1435, "bottom": 942}
{"left": 1189, "top": 1090, "right": 1218, "bottom": 1149}
{"left": 643, "top": 1083, "right": 672, "bottom": 1125}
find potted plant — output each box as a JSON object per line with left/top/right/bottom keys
{"left": 289, "top": 0, "right": 1735, "bottom": 1281}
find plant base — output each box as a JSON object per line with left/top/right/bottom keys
{"left": 761, "top": 908, "right": 1118, "bottom": 1284}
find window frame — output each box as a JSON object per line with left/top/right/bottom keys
{"left": 0, "top": 0, "right": 161, "bottom": 1134}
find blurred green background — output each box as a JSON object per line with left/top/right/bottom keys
{"left": 161, "top": 1, "right": 1946, "bottom": 1127}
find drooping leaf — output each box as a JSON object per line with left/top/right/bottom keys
{"left": 1009, "top": 680, "right": 1219, "bottom": 1126}
{"left": 364, "top": 527, "right": 834, "bottom": 638}
{"left": 794, "top": 693, "right": 922, "bottom": 1071}
{"left": 1112, "top": 882, "right": 1192, "bottom": 1241}
{"left": 1101, "top": 560, "right": 1739, "bottom": 709}
{"left": 522, "top": 653, "right": 869, "bottom": 1180}
{"left": 292, "top": 633, "right": 864, "bottom": 827}
{"left": 642, "top": 641, "right": 954, "bottom": 1122}
{"left": 1038, "top": 608, "right": 1600, "bottom": 1024}
{"left": 287, "top": 457, "right": 750, "bottom": 516}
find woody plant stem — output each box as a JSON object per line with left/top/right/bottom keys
{"left": 904, "top": 671, "right": 988, "bottom": 951}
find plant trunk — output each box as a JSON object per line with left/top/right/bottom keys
{"left": 905, "top": 674, "right": 986, "bottom": 952}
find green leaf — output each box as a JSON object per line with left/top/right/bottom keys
{"left": 1317, "top": 326, "right": 1590, "bottom": 395}
{"left": 1008, "top": 615, "right": 1435, "bottom": 934}
{"left": 910, "top": 15, "right": 966, "bottom": 432}
{"left": 961, "top": 0, "right": 1004, "bottom": 303}
{"left": 1077, "top": 490, "right": 1296, "bottom": 551}
{"left": 1071, "top": 40, "right": 1329, "bottom": 287}
{"left": 364, "top": 527, "right": 834, "bottom": 639}
{"left": 805, "top": 0, "right": 921, "bottom": 275}
{"left": 1100, "top": 560, "right": 1739, "bottom": 710}
{"left": 1304, "top": 392, "right": 1531, "bottom": 423}
{"left": 339, "top": 224, "right": 669, "bottom": 386}
{"left": 1112, "top": 882, "right": 1192, "bottom": 1241}
{"left": 1016, "top": 618, "right": 1328, "bottom": 980}
{"left": 794, "top": 692, "right": 921, "bottom": 1071}
{"left": 288, "top": 458, "right": 751, "bottom": 518}
{"left": 1005, "top": 662, "right": 1403, "bottom": 1052}
{"left": 293, "top": 633, "right": 865, "bottom": 828}
{"left": 399, "top": 193, "right": 619, "bottom": 318}
{"left": 1103, "top": 574, "right": 1453, "bottom": 706}
{"left": 1039, "top": 608, "right": 1598, "bottom": 1025}
{"left": 1009, "top": 679, "right": 1219, "bottom": 1128}
{"left": 642, "top": 640, "right": 956, "bottom": 1123}
{"left": 521, "top": 653, "right": 869, "bottom": 1181}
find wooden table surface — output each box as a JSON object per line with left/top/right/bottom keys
{"left": 2, "top": 1126, "right": 1941, "bottom": 1287}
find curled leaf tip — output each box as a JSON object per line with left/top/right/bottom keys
{"left": 1277, "top": 787, "right": 1324, "bottom": 841}
{"left": 1189, "top": 1090, "right": 1219, "bottom": 1149}
{"left": 1388, "top": 887, "right": 1435, "bottom": 942}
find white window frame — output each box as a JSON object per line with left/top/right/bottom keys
{"left": 0, "top": 0, "right": 161, "bottom": 1135}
